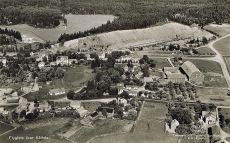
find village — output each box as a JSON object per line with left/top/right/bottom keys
{"left": 1, "top": 30, "right": 230, "bottom": 143}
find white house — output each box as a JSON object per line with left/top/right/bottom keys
{"left": 201, "top": 111, "right": 216, "bottom": 125}
{"left": 165, "top": 119, "right": 180, "bottom": 133}
{"left": 49, "top": 88, "right": 65, "bottom": 96}
{"left": 38, "top": 62, "right": 45, "bottom": 69}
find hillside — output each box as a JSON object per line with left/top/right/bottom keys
{"left": 64, "top": 22, "right": 213, "bottom": 50}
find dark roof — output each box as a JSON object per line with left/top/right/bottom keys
{"left": 90, "top": 111, "right": 98, "bottom": 117}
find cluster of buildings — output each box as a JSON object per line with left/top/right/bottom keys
{"left": 162, "top": 61, "right": 204, "bottom": 84}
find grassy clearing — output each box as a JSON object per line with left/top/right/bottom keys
{"left": 0, "top": 124, "right": 69, "bottom": 143}
{"left": 213, "top": 36, "right": 230, "bottom": 56}
{"left": 197, "top": 88, "right": 230, "bottom": 106}
{"left": 183, "top": 59, "right": 223, "bottom": 75}
{"left": 0, "top": 122, "right": 14, "bottom": 134}
{"left": 151, "top": 58, "right": 171, "bottom": 69}
{"left": 204, "top": 24, "right": 230, "bottom": 36}
{"left": 203, "top": 76, "right": 228, "bottom": 87}
{"left": 224, "top": 57, "right": 230, "bottom": 74}
{"left": 91, "top": 101, "right": 178, "bottom": 143}
{"left": 69, "top": 119, "right": 132, "bottom": 143}
{"left": 139, "top": 101, "right": 167, "bottom": 120}
{"left": 1, "top": 15, "right": 115, "bottom": 42}
{"left": 196, "top": 47, "right": 216, "bottom": 55}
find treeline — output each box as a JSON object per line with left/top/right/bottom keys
{"left": 58, "top": 0, "right": 230, "bottom": 42}
{"left": 2, "top": 0, "right": 230, "bottom": 39}
{"left": 0, "top": 6, "right": 62, "bottom": 28}
{"left": 0, "top": 28, "right": 22, "bottom": 41}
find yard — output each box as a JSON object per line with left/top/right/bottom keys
{"left": 0, "top": 122, "right": 14, "bottom": 134}
{"left": 213, "top": 36, "right": 230, "bottom": 56}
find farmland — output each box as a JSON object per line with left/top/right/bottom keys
{"left": 0, "top": 14, "right": 115, "bottom": 42}
{"left": 196, "top": 47, "right": 216, "bottom": 55}
{"left": 213, "top": 36, "right": 230, "bottom": 56}
{"left": 204, "top": 24, "right": 230, "bottom": 37}
{"left": 183, "top": 59, "right": 223, "bottom": 75}
{"left": 69, "top": 119, "right": 133, "bottom": 143}
{"left": 224, "top": 57, "right": 230, "bottom": 74}
{"left": 0, "top": 122, "right": 14, "bottom": 134}
{"left": 0, "top": 124, "right": 70, "bottom": 143}
{"left": 90, "top": 101, "right": 178, "bottom": 143}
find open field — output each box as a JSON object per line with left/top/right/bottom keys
{"left": 183, "top": 59, "right": 223, "bottom": 75}
{"left": 204, "top": 24, "right": 230, "bottom": 37}
{"left": 213, "top": 36, "right": 230, "bottom": 56}
{"left": 0, "top": 14, "right": 115, "bottom": 42}
{"left": 0, "top": 122, "right": 14, "bottom": 134}
{"left": 91, "top": 101, "right": 178, "bottom": 143}
{"left": 196, "top": 47, "right": 216, "bottom": 55}
{"left": 197, "top": 88, "right": 230, "bottom": 106}
{"left": 151, "top": 58, "right": 172, "bottom": 69}
{"left": 0, "top": 124, "right": 70, "bottom": 143}
{"left": 203, "top": 76, "right": 228, "bottom": 87}
{"left": 64, "top": 22, "right": 213, "bottom": 50}
{"left": 69, "top": 119, "right": 132, "bottom": 143}
{"left": 224, "top": 57, "right": 230, "bottom": 74}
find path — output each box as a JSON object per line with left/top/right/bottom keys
{"left": 167, "top": 58, "right": 174, "bottom": 67}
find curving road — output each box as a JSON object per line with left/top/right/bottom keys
{"left": 207, "top": 34, "right": 230, "bottom": 88}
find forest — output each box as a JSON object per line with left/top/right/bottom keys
{"left": 1, "top": 0, "right": 230, "bottom": 41}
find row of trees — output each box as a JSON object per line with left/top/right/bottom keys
{"left": 0, "top": 28, "right": 22, "bottom": 41}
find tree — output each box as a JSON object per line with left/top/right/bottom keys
{"left": 67, "top": 90, "right": 75, "bottom": 99}
{"left": 120, "top": 91, "right": 130, "bottom": 99}
{"left": 55, "top": 68, "right": 64, "bottom": 78}
{"left": 20, "top": 110, "right": 26, "bottom": 118}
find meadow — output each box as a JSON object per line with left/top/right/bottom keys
{"left": 0, "top": 14, "right": 115, "bottom": 42}
{"left": 224, "top": 57, "right": 230, "bottom": 74}
{"left": 0, "top": 124, "right": 70, "bottom": 143}
{"left": 0, "top": 122, "right": 14, "bottom": 134}
{"left": 213, "top": 36, "right": 230, "bottom": 56}
{"left": 204, "top": 24, "right": 230, "bottom": 37}
{"left": 91, "top": 101, "right": 178, "bottom": 143}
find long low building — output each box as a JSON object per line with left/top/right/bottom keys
{"left": 181, "top": 61, "right": 204, "bottom": 83}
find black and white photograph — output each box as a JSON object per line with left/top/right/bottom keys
{"left": 0, "top": 0, "right": 230, "bottom": 143}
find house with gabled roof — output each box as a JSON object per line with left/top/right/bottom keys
{"left": 181, "top": 61, "right": 204, "bottom": 82}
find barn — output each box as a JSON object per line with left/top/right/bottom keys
{"left": 181, "top": 61, "right": 204, "bottom": 83}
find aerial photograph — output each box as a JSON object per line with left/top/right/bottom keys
{"left": 1, "top": 0, "right": 230, "bottom": 143}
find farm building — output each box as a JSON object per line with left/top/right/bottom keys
{"left": 181, "top": 61, "right": 204, "bottom": 83}
{"left": 56, "top": 56, "right": 69, "bottom": 66}
{"left": 201, "top": 111, "right": 216, "bottom": 125}
{"left": 49, "top": 88, "right": 65, "bottom": 96}
{"left": 48, "top": 100, "right": 70, "bottom": 109}
{"left": 163, "top": 67, "right": 187, "bottom": 83}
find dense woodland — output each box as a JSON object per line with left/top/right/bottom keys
{"left": 1, "top": 0, "right": 230, "bottom": 41}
